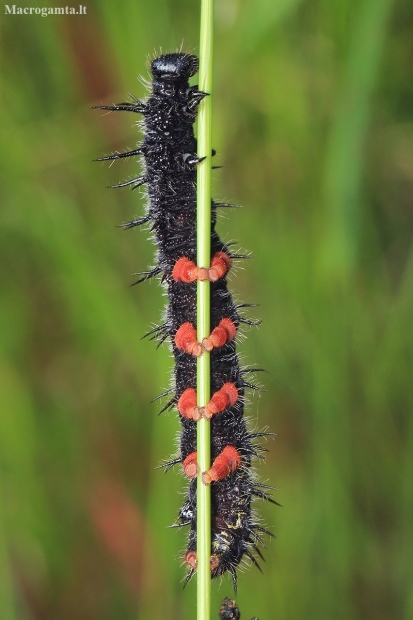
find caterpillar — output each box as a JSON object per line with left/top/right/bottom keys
{"left": 94, "top": 52, "right": 275, "bottom": 590}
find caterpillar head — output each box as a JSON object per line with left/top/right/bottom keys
{"left": 151, "top": 53, "right": 199, "bottom": 81}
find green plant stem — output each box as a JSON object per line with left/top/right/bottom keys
{"left": 196, "top": 1, "right": 213, "bottom": 620}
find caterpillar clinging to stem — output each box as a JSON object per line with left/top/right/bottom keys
{"left": 94, "top": 52, "right": 275, "bottom": 591}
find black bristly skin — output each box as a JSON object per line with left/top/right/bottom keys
{"left": 95, "top": 52, "right": 273, "bottom": 589}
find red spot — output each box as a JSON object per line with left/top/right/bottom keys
{"left": 223, "top": 382, "right": 239, "bottom": 406}
{"left": 205, "top": 383, "right": 239, "bottom": 419}
{"left": 177, "top": 388, "right": 200, "bottom": 420}
{"left": 174, "top": 322, "right": 202, "bottom": 356}
{"left": 210, "top": 554, "right": 220, "bottom": 570}
{"left": 175, "top": 319, "right": 236, "bottom": 357}
{"left": 172, "top": 257, "right": 198, "bottom": 283}
{"left": 178, "top": 383, "right": 238, "bottom": 420}
{"left": 186, "top": 551, "right": 198, "bottom": 569}
{"left": 202, "top": 446, "right": 242, "bottom": 485}
{"left": 183, "top": 452, "right": 198, "bottom": 478}
{"left": 208, "top": 252, "right": 232, "bottom": 282}
{"left": 202, "top": 318, "right": 237, "bottom": 351}
{"left": 172, "top": 252, "right": 231, "bottom": 283}
{"left": 220, "top": 317, "right": 237, "bottom": 341}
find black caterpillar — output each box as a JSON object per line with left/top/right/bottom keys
{"left": 94, "top": 52, "right": 275, "bottom": 590}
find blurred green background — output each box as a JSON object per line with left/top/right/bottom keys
{"left": 1, "top": 0, "right": 412, "bottom": 618}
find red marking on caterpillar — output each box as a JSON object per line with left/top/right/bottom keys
{"left": 202, "top": 446, "right": 242, "bottom": 485}
{"left": 183, "top": 452, "right": 198, "bottom": 478}
{"left": 177, "top": 387, "right": 200, "bottom": 421}
{"left": 173, "top": 251, "right": 232, "bottom": 283}
{"left": 185, "top": 550, "right": 198, "bottom": 570}
{"left": 178, "top": 383, "right": 238, "bottom": 421}
{"left": 183, "top": 446, "right": 241, "bottom": 484}
{"left": 203, "top": 317, "right": 237, "bottom": 351}
{"left": 95, "top": 52, "right": 275, "bottom": 592}
{"left": 174, "top": 318, "right": 236, "bottom": 356}
{"left": 174, "top": 322, "right": 203, "bottom": 357}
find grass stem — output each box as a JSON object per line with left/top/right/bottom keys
{"left": 196, "top": 1, "right": 214, "bottom": 620}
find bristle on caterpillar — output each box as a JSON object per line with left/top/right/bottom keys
{"left": 95, "top": 52, "right": 273, "bottom": 590}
